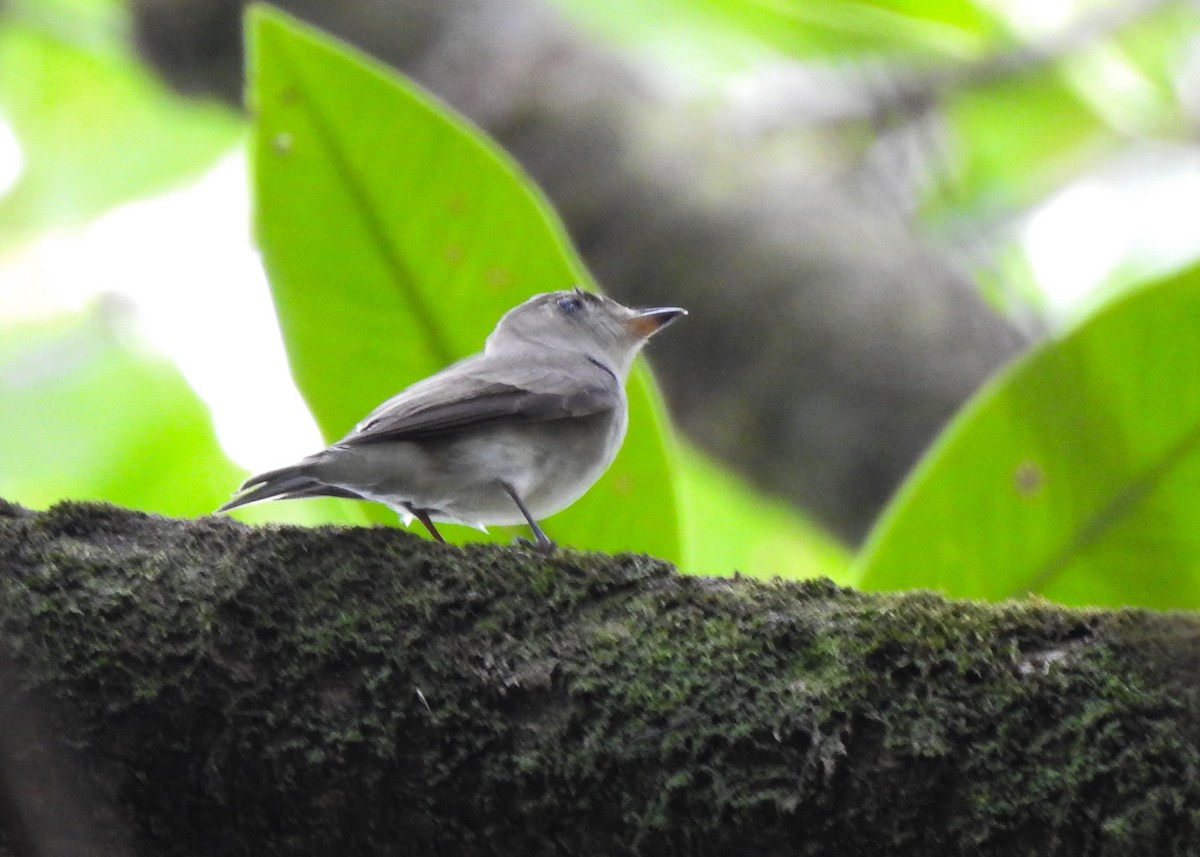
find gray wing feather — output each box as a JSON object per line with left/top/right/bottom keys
{"left": 340, "top": 354, "right": 620, "bottom": 446}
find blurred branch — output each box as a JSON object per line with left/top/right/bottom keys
{"left": 952, "top": 0, "right": 1176, "bottom": 91}
{"left": 2, "top": 499, "right": 1198, "bottom": 855}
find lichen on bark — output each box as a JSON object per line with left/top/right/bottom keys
{"left": 0, "top": 499, "right": 1196, "bottom": 856}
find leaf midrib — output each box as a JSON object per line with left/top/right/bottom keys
{"left": 1014, "top": 417, "right": 1200, "bottom": 596}
{"left": 273, "top": 33, "right": 456, "bottom": 369}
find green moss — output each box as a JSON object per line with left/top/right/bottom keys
{"left": 0, "top": 500, "right": 1197, "bottom": 856}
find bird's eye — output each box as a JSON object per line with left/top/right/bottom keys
{"left": 556, "top": 296, "right": 583, "bottom": 315}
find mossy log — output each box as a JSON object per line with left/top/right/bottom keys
{"left": 0, "top": 499, "right": 1197, "bottom": 856}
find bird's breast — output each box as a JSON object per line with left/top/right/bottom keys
{"left": 519, "top": 407, "right": 627, "bottom": 519}
{"left": 329, "top": 406, "right": 627, "bottom": 528}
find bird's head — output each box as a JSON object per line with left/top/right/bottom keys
{"left": 486, "top": 288, "right": 686, "bottom": 377}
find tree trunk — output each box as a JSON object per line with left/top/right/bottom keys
{"left": 1, "top": 499, "right": 1195, "bottom": 856}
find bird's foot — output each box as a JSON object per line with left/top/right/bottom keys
{"left": 513, "top": 535, "right": 556, "bottom": 553}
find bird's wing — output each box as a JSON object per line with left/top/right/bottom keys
{"left": 339, "top": 353, "right": 620, "bottom": 446}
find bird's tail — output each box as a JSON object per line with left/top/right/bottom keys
{"left": 217, "top": 463, "right": 363, "bottom": 513}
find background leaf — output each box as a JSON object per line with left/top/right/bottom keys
{"left": 552, "top": 0, "right": 998, "bottom": 71}
{"left": 934, "top": 70, "right": 1105, "bottom": 221}
{"left": 854, "top": 263, "right": 1200, "bottom": 608}
{"left": 0, "top": 305, "right": 245, "bottom": 515}
{"left": 675, "top": 443, "right": 850, "bottom": 581}
{"left": 247, "top": 5, "right": 682, "bottom": 559}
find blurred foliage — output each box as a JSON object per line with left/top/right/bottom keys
{"left": 942, "top": 71, "right": 1102, "bottom": 217}
{"left": 0, "top": 0, "right": 241, "bottom": 249}
{"left": 551, "top": 0, "right": 1001, "bottom": 73}
{"left": 0, "top": 304, "right": 244, "bottom": 515}
{"left": 856, "top": 263, "right": 1200, "bottom": 609}
{"left": 553, "top": 0, "right": 1200, "bottom": 312}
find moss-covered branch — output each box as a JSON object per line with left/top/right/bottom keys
{"left": 0, "top": 499, "right": 1196, "bottom": 856}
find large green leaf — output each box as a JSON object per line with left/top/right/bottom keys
{"left": 247, "top": 6, "right": 681, "bottom": 558}
{"left": 675, "top": 443, "right": 850, "bottom": 582}
{"left": 855, "top": 264, "right": 1200, "bottom": 609}
{"left": 551, "top": 0, "right": 998, "bottom": 69}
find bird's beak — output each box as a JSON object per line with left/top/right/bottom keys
{"left": 624, "top": 306, "right": 687, "bottom": 339}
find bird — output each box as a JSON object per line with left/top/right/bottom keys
{"left": 218, "top": 288, "right": 685, "bottom": 549}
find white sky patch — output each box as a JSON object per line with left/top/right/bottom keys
{"left": 976, "top": 0, "right": 1082, "bottom": 37}
{"left": 1117, "top": 158, "right": 1200, "bottom": 274}
{"left": 1023, "top": 181, "right": 1130, "bottom": 312}
{"left": 0, "top": 115, "right": 24, "bottom": 199}
{"left": 1021, "top": 146, "right": 1200, "bottom": 316}
{"left": 0, "top": 146, "right": 323, "bottom": 471}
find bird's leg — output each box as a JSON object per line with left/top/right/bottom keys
{"left": 405, "top": 505, "right": 445, "bottom": 543}
{"left": 500, "top": 482, "right": 554, "bottom": 551}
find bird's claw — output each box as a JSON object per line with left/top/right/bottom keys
{"left": 513, "top": 535, "right": 556, "bottom": 553}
